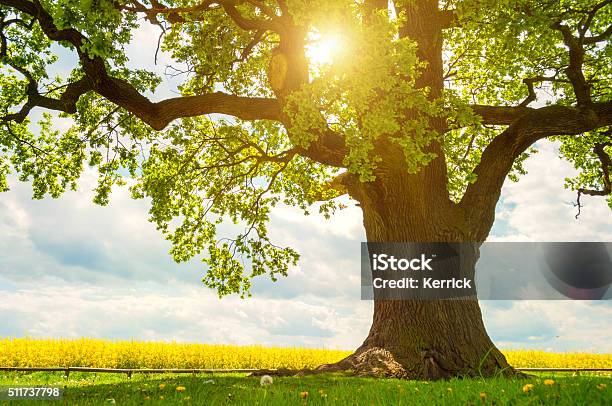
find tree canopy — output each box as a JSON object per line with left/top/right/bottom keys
{"left": 1, "top": 0, "right": 611, "bottom": 296}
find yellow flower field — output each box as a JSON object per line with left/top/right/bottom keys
{"left": 0, "top": 338, "right": 350, "bottom": 369}
{"left": 503, "top": 349, "right": 612, "bottom": 369}
{"left": 0, "top": 338, "right": 610, "bottom": 370}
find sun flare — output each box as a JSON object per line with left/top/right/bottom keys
{"left": 306, "top": 33, "right": 343, "bottom": 66}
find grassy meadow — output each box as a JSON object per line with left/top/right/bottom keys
{"left": 0, "top": 371, "right": 610, "bottom": 405}
{"left": 0, "top": 338, "right": 610, "bottom": 405}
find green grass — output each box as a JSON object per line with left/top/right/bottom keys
{"left": 0, "top": 372, "right": 610, "bottom": 405}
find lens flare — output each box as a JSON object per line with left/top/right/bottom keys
{"left": 306, "top": 33, "right": 343, "bottom": 66}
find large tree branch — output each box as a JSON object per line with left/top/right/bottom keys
{"left": 0, "top": 0, "right": 347, "bottom": 168}
{"left": 82, "top": 75, "right": 284, "bottom": 130}
{"left": 1, "top": 0, "right": 283, "bottom": 126}
{"left": 469, "top": 105, "right": 534, "bottom": 126}
{"left": 580, "top": 0, "right": 611, "bottom": 41}
{"left": 592, "top": 141, "right": 612, "bottom": 192}
{"left": 578, "top": 140, "right": 612, "bottom": 196}
{"left": 574, "top": 140, "right": 612, "bottom": 217}
{"left": 438, "top": 9, "right": 458, "bottom": 29}
{"left": 292, "top": 128, "right": 347, "bottom": 168}
{"left": 1, "top": 77, "right": 91, "bottom": 122}
{"left": 584, "top": 23, "right": 612, "bottom": 44}
{"left": 518, "top": 75, "right": 569, "bottom": 107}
{"left": 459, "top": 101, "right": 612, "bottom": 239}
{"left": 551, "top": 21, "right": 591, "bottom": 105}
{"left": 119, "top": 0, "right": 282, "bottom": 31}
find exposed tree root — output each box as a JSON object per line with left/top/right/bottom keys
{"left": 250, "top": 347, "right": 525, "bottom": 380}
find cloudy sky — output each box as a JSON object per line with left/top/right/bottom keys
{"left": 0, "top": 23, "right": 611, "bottom": 353}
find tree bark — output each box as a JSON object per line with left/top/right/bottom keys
{"left": 324, "top": 298, "right": 511, "bottom": 380}
{"left": 317, "top": 172, "right": 514, "bottom": 379}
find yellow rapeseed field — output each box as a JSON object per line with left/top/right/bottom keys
{"left": 503, "top": 349, "right": 612, "bottom": 369}
{"left": 0, "top": 338, "right": 610, "bottom": 370}
{"left": 0, "top": 338, "right": 350, "bottom": 369}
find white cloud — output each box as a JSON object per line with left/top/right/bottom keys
{"left": 482, "top": 301, "right": 612, "bottom": 353}
{"left": 0, "top": 169, "right": 372, "bottom": 349}
{"left": 1, "top": 22, "right": 611, "bottom": 354}
{"left": 493, "top": 141, "right": 612, "bottom": 241}
{"left": 271, "top": 201, "right": 364, "bottom": 241}
{"left": 0, "top": 141, "right": 612, "bottom": 351}
{"left": 2, "top": 144, "right": 612, "bottom": 353}
{"left": 0, "top": 282, "right": 371, "bottom": 349}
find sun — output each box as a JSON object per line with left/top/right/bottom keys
{"left": 306, "top": 32, "right": 343, "bottom": 66}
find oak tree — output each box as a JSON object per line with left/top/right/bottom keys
{"left": 1, "top": 0, "right": 611, "bottom": 379}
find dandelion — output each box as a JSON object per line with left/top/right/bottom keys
{"left": 447, "top": 388, "right": 452, "bottom": 392}
{"left": 544, "top": 379, "right": 555, "bottom": 386}
{"left": 480, "top": 392, "right": 487, "bottom": 400}
{"left": 176, "top": 386, "right": 186, "bottom": 392}
{"left": 260, "top": 375, "right": 273, "bottom": 386}
{"left": 300, "top": 391, "right": 309, "bottom": 399}
{"left": 598, "top": 383, "right": 607, "bottom": 390}
{"left": 159, "top": 383, "right": 166, "bottom": 390}
{"left": 523, "top": 384, "right": 534, "bottom": 393}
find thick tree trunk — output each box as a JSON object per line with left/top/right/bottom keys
{"left": 321, "top": 299, "right": 511, "bottom": 379}
{"left": 317, "top": 172, "right": 514, "bottom": 379}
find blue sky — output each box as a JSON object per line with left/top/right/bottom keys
{"left": 0, "top": 23, "right": 611, "bottom": 353}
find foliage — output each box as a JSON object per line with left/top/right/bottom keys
{"left": 0, "top": 0, "right": 611, "bottom": 295}
{"left": 558, "top": 128, "right": 612, "bottom": 208}
{"left": 285, "top": 4, "right": 439, "bottom": 180}
{"left": 443, "top": 0, "right": 612, "bottom": 201}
